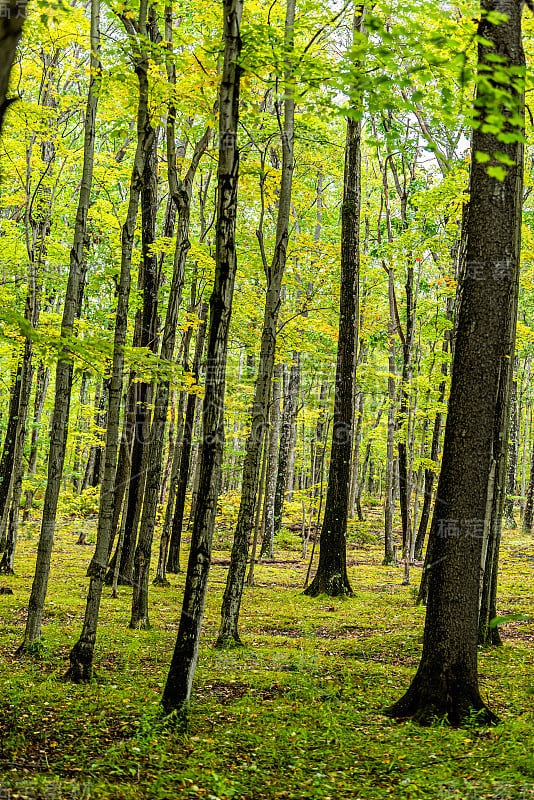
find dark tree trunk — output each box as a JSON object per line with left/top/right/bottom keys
{"left": 385, "top": 0, "right": 524, "bottom": 724}
{"left": 216, "top": 0, "right": 295, "bottom": 645}
{"left": 259, "top": 362, "right": 282, "bottom": 558}
{"left": 162, "top": 0, "right": 243, "bottom": 715}
{"left": 0, "top": 0, "right": 28, "bottom": 133}
{"left": 304, "top": 11, "right": 362, "bottom": 597}
{"left": 165, "top": 304, "right": 208, "bottom": 578}
{"left": 272, "top": 357, "right": 300, "bottom": 540}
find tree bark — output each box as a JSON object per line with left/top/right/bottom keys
{"left": 17, "top": 0, "right": 100, "bottom": 652}
{"left": 216, "top": 0, "right": 295, "bottom": 645}
{"left": 162, "top": 0, "right": 243, "bottom": 715}
{"left": 385, "top": 0, "right": 524, "bottom": 724}
{"left": 304, "top": 10, "right": 363, "bottom": 597}
{"left": 64, "top": 0, "right": 156, "bottom": 680}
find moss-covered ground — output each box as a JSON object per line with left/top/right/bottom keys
{"left": 0, "top": 499, "right": 533, "bottom": 799}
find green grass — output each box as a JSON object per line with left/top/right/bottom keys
{"left": 0, "top": 506, "right": 533, "bottom": 799}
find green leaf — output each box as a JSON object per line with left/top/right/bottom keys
{"left": 487, "top": 165, "right": 507, "bottom": 181}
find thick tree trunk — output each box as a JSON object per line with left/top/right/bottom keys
{"left": 162, "top": 0, "right": 243, "bottom": 715}
{"left": 304, "top": 11, "right": 362, "bottom": 597}
{"left": 385, "top": 0, "right": 524, "bottom": 724}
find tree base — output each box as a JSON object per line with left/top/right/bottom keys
{"left": 0, "top": 566, "right": 14, "bottom": 576}
{"left": 303, "top": 571, "right": 353, "bottom": 598}
{"left": 384, "top": 679, "right": 499, "bottom": 726}
{"left": 129, "top": 617, "right": 151, "bottom": 630}
{"left": 214, "top": 632, "right": 243, "bottom": 649}
{"left": 15, "top": 639, "right": 47, "bottom": 659}
{"left": 153, "top": 576, "right": 170, "bottom": 588}
{"left": 63, "top": 641, "right": 95, "bottom": 683}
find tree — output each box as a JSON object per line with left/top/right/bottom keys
{"left": 17, "top": 0, "right": 101, "bottom": 652}
{"left": 304, "top": 9, "right": 365, "bottom": 597}
{"left": 385, "top": 0, "right": 525, "bottom": 724}
{"left": 161, "top": 0, "right": 244, "bottom": 717}
{"left": 216, "top": 0, "right": 296, "bottom": 646}
{"left": 0, "top": 0, "right": 28, "bottom": 133}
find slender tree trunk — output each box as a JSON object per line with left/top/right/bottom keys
{"left": 304, "top": 10, "right": 363, "bottom": 597}
{"left": 383, "top": 267, "right": 397, "bottom": 565}
{"left": 216, "top": 0, "right": 295, "bottom": 645}
{"left": 273, "top": 357, "right": 299, "bottom": 540}
{"left": 17, "top": 0, "right": 100, "bottom": 652}
{"left": 162, "top": 0, "right": 243, "bottom": 715}
{"left": 165, "top": 304, "right": 209, "bottom": 579}
{"left": 503, "top": 367, "right": 518, "bottom": 527}
{"left": 64, "top": 0, "right": 156, "bottom": 681}
{"left": 71, "top": 371, "right": 89, "bottom": 495}
{"left": 260, "top": 362, "right": 282, "bottom": 558}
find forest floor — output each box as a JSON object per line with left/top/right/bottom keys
{"left": 0, "top": 499, "right": 533, "bottom": 800}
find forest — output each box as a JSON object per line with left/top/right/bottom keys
{"left": 0, "top": 0, "right": 533, "bottom": 797}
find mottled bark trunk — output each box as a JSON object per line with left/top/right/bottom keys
{"left": 383, "top": 267, "right": 396, "bottom": 565}
{"left": 162, "top": 0, "right": 243, "bottom": 715}
{"left": 65, "top": 0, "right": 156, "bottom": 681}
{"left": 503, "top": 370, "right": 518, "bottom": 527}
{"left": 216, "top": 0, "right": 295, "bottom": 644}
{"left": 165, "top": 305, "right": 209, "bottom": 579}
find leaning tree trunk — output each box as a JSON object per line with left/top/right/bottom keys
{"left": 385, "top": 0, "right": 524, "bottom": 724}
{"left": 161, "top": 0, "right": 243, "bottom": 716}
{"left": 17, "top": 0, "right": 100, "bottom": 652}
{"left": 216, "top": 0, "right": 295, "bottom": 646}
{"left": 304, "top": 11, "right": 363, "bottom": 597}
{"left": 64, "top": 0, "right": 155, "bottom": 682}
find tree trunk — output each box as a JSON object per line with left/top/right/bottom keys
{"left": 161, "top": 0, "right": 243, "bottom": 715}
{"left": 165, "top": 304, "right": 209, "bottom": 578}
{"left": 17, "top": 0, "right": 100, "bottom": 652}
{"left": 304, "top": 10, "right": 363, "bottom": 597}
{"left": 64, "top": 0, "right": 155, "bottom": 681}
{"left": 385, "top": 0, "right": 524, "bottom": 724}
{"left": 260, "top": 362, "right": 282, "bottom": 558}
{"left": 0, "top": 0, "right": 28, "bottom": 134}
{"left": 383, "top": 266, "right": 397, "bottom": 565}
{"left": 273, "top": 357, "right": 299, "bottom": 540}
{"left": 216, "top": 0, "right": 295, "bottom": 645}
{"left": 503, "top": 367, "right": 518, "bottom": 527}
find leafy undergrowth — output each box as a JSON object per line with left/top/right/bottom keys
{"left": 0, "top": 505, "right": 533, "bottom": 799}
